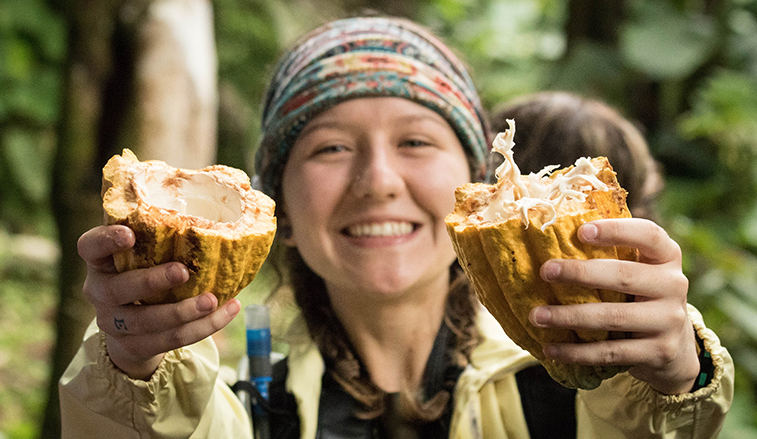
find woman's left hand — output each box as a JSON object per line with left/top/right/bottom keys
{"left": 528, "top": 218, "right": 700, "bottom": 395}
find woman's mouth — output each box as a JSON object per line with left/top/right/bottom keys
{"left": 345, "top": 221, "right": 416, "bottom": 237}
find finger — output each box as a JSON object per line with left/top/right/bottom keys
{"left": 579, "top": 219, "right": 682, "bottom": 265}
{"left": 104, "top": 293, "right": 218, "bottom": 335}
{"left": 529, "top": 301, "right": 675, "bottom": 333}
{"left": 78, "top": 225, "right": 135, "bottom": 271}
{"left": 542, "top": 337, "right": 681, "bottom": 370}
{"left": 96, "top": 262, "right": 189, "bottom": 306}
{"left": 114, "top": 299, "right": 241, "bottom": 359}
{"left": 540, "top": 258, "right": 688, "bottom": 299}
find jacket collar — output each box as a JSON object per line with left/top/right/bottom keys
{"left": 283, "top": 306, "right": 536, "bottom": 439}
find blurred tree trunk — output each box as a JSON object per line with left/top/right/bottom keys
{"left": 41, "top": 1, "right": 217, "bottom": 437}
{"left": 565, "top": 0, "right": 624, "bottom": 49}
{"left": 41, "top": 1, "right": 123, "bottom": 437}
{"left": 564, "top": 0, "right": 661, "bottom": 130}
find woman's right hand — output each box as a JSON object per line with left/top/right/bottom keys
{"left": 78, "top": 225, "right": 241, "bottom": 380}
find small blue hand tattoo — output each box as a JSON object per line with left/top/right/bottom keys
{"left": 114, "top": 318, "right": 128, "bottom": 331}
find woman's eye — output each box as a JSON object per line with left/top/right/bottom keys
{"left": 401, "top": 139, "right": 431, "bottom": 148}
{"left": 313, "top": 144, "right": 347, "bottom": 156}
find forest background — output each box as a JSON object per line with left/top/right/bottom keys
{"left": 2, "top": 0, "right": 757, "bottom": 438}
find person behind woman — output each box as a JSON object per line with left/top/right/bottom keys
{"left": 490, "top": 91, "right": 664, "bottom": 220}
{"left": 487, "top": 91, "right": 681, "bottom": 436}
{"left": 61, "top": 16, "right": 733, "bottom": 439}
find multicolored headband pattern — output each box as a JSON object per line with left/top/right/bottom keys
{"left": 255, "top": 16, "right": 490, "bottom": 199}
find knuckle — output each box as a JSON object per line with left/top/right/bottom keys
{"left": 95, "top": 315, "right": 109, "bottom": 333}
{"left": 647, "top": 223, "right": 668, "bottom": 248}
{"left": 614, "top": 263, "right": 634, "bottom": 290}
{"left": 547, "top": 305, "right": 582, "bottom": 330}
{"left": 124, "top": 313, "right": 143, "bottom": 334}
{"left": 167, "top": 329, "right": 192, "bottom": 350}
{"left": 669, "top": 239, "right": 683, "bottom": 260}
{"left": 84, "top": 276, "right": 117, "bottom": 307}
{"left": 607, "top": 220, "right": 623, "bottom": 238}
{"left": 561, "top": 309, "right": 580, "bottom": 328}
{"left": 101, "top": 281, "right": 121, "bottom": 305}
{"left": 141, "top": 272, "right": 156, "bottom": 293}
{"left": 598, "top": 346, "right": 622, "bottom": 365}
{"left": 648, "top": 225, "right": 681, "bottom": 262}
{"left": 208, "top": 313, "right": 227, "bottom": 333}
{"left": 670, "top": 306, "right": 688, "bottom": 327}
{"left": 170, "top": 302, "right": 192, "bottom": 325}
{"left": 561, "top": 259, "right": 587, "bottom": 283}
{"left": 82, "top": 278, "right": 97, "bottom": 303}
{"left": 549, "top": 345, "right": 573, "bottom": 362}
{"left": 116, "top": 336, "right": 141, "bottom": 357}
{"left": 655, "top": 339, "right": 679, "bottom": 366}
{"left": 76, "top": 233, "right": 89, "bottom": 259}
{"left": 142, "top": 269, "right": 166, "bottom": 294}
{"left": 673, "top": 273, "right": 689, "bottom": 296}
{"left": 602, "top": 306, "right": 627, "bottom": 330}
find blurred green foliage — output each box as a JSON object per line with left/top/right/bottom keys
{"left": 2, "top": 0, "right": 757, "bottom": 437}
{"left": 0, "top": 0, "right": 63, "bottom": 237}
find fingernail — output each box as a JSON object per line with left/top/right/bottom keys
{"left": 114, "top": 228, "right": 131, "bottom": 248}
{"left": 196, "top": 294, "right": 214, "bottom": 312}
{"left": 532, "top": 307, "right": 551, "bottom": 327}
{"left": 166, "top": 264, "right": 189, "bottom": 283}
{"left": 541, "top": 261, "right": 561, "bottom": 281}
{"left": 582, "top": 223, "right": 598, "bottom": 241}
{"left": 226, "top": 299, "right": 241, "bottom": 316}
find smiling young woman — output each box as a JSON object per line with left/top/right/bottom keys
{"left": 280, "top": 97, "right": 472, "bottom": 396}
{"left": 61, "top": 15, "right": 733, "bottom": 439}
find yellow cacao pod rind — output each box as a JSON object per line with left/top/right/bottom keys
{"left": 446, "top": 157, "right": 636, "bottom": 389}
{"left": 103, "top": 149, "right": 276, "bottom": 305}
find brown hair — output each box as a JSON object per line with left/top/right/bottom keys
{"left": 490, "top": 92, "right": 663, "bottom": 220}
{"left": 266, "top": 236, "right": 479, "bottom": 422}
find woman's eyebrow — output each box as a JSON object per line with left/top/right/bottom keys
{"left": 298, "top": 113, "right": 448, "bottom": 139}
{"left": 400, "top": 114, "right": 449, "bottom": 128}
{"left": 298, "top": 119, "right": 343, "bottom": 139}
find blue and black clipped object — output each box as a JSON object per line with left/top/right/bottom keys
{"left": 232, "top": 304, "right": 272, "bottom": 439}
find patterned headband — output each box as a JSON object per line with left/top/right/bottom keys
{"left": 255, "top": 16, "right": 490, "bottom": 200}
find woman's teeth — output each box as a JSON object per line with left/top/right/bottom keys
{"left": 347, "top": 222, "right": 414, "bottom": 237}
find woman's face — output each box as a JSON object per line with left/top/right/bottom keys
{"left": 281, "top": 97, "right": 471, "bottom": 302}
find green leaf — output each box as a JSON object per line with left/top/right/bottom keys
{"left": 680, "top": 70, "right": 757, "bottom": 144}
{"left": 3, "top": 38, "right": 34, "bottom": 79}
{"left": 4, "top": 0, "right": 67, "bottom": 62}
{"left": 1, "top": 129, "right": 51, "bottom": 203}
{"left": 3, "top": 69, "right": 62, "bottom": 123}
{"left": 719, "top": 291, "right": 757, "bottom": 342}
{"left": 621, "top": 2, "right": 717, "bottom": 80}
{"left": 549, "top": 42, "right": 627, "bottom": 103}
{"left": 679, "top": 70, "right": 757, "bottom": 175}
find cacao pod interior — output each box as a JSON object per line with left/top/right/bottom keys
{"left": 133, "top": 169, "right": 243, "bottom": 223}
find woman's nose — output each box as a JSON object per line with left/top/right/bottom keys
{"left": 350, "top": 146, "right": 404, "bottom": 200}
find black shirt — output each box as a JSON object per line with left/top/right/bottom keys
{"left": 256, "top": 324, "right": 577, "bottom": 439}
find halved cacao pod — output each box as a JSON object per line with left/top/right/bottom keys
{"left": 101, "top": 149, "right": 276, "bottom": 305}
{"left": 446, "top": 157, "right": 637, "bottom": 389}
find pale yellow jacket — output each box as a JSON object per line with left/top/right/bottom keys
{"left": 60, "top": 305, "right": 734, "bottom": 438}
